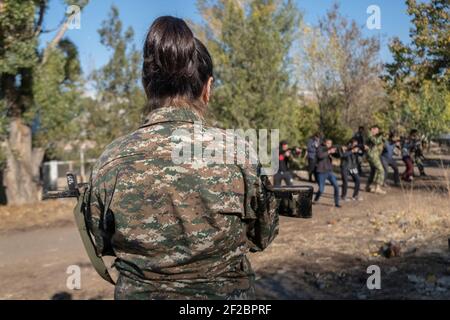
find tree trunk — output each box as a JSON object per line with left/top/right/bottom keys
{"left": 3, "top": 118, "right": 45, "bottom": 205}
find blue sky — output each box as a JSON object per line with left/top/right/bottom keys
{"left": 41, "top": 0, "right": 414, "bottom": 76}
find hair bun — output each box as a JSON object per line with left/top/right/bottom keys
{"left": 146, "top": 17, "right": 196, "bottom": 78}
{"left": 142, "top": 16, "right": 213, "bottom": 106}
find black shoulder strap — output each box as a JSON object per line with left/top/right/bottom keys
{"left": 73, "top": 185, "right": 115, "bottom": 285}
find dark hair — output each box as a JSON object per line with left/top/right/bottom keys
{"left": 142, "top": 16, "right": 213, "bottom": 112}
{"left": 370, "top": 125, "right": 380, "bottom": 130}
{"left": 389, "top": 130, "right": 397, "bottom": 139}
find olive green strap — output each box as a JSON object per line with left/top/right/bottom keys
{"left": 73, "top": 191, "right": 115, "bottom": 285}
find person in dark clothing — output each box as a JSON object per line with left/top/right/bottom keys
{"left": 314, "top": 139, "right": 340, "bottom": 208}
{"left": 353, "top": 126, "right": 366, "bottom": 176}
{"left": 340, "top": 138, "right": 363, "bottom": 201}
{"left": 306, "top": 133, "right": 321, "bottom": 182}
{"left": 381, "top": 133, "right": 401, "bottom": 186}
{"left": 274, "top": 141, "right": 294, "bottom": 186}
{"left": 410, "top": 129, "right": 427, "bottom": 176}
{"left": 401, "top": 137, "right": 414, "bottom": 182}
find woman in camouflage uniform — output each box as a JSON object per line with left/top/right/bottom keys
{"left": 86, "top": 16, "right": 279, "bottom": 300}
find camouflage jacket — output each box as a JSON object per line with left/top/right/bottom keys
{"left": 87, "top": 106, "right": 279, "bottom": 299}
{"left": 366, "top": 134, "right": 384, "bottom": 159}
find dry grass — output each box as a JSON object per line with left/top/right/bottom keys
{"left": 0, "top": 199, "right": 75, "bottom": 233}
{"left": 253, "top": 189, "right": 449, "bottom": 265}
{"left": 248, "top": 178, "right": 450, "bottom": 299}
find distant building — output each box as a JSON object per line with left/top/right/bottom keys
{"left": 43, "top": 140, "right": 97, "bottom": 191}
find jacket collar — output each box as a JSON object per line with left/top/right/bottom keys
{"left": 140, "top": 106, "right": 203, "bottom": 128}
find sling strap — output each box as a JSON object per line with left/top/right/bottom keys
{"left": 73, "top": 186, "right": 115, "bottom": 285}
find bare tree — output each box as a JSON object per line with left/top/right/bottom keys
{"left": 297, "top": 4, "right": 386, "bottom": 139}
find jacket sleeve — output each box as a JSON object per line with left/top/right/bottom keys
{"left": 341, "top": 150, "right": 352, "bottom": 159}
{"left": 239, "top": 160, "right": 279, "bottom": 252}
{"left": 306, "top": 139, "right": 316, "bottom": 155}
{"left": 287, "top": 155, "right": 303, "bottom": 171}
{"left": 317, "top": 147, "right": 329, "bottom": 160}
{"left": 85, "top": 175, "right": 116, "bottom": 257}
{"left": 383, "top": 141, "right": 389, "bottom": 153}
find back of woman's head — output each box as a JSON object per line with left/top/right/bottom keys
{"left": 142, "top": 16, "right": 213, "bottom": 112}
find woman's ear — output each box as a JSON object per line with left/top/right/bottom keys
{"left": 202, "top": 77, "right": 214, "bottom": 104}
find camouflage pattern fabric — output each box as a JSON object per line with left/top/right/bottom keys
{"left": 411, "top": 138, "right": 425, "bottom": 174}
{"left": 367, "top": 135, "right": 384, "bottom": 158}
{"left": 367, "top": 135, "right": 384, "bottom": 186}
{"left": 368, "top": 156, "right": 384, "bottom": 186}
{"left": 415, "top": 156, "right": 425, "bottom": 174}
{"left": 87, "top": 106, "right": 279, "bottom": 300}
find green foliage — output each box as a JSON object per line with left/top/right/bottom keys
{"left": 85, "top": 5, "right": 146, "bottom": 156}
{"left": 385, "top": 0, "right": 449, "bottom": 89}
{"left": 196, "top": 0, "right": 310, "bottom": 144}
{"left": 406, "top": 82, "right": 450, "bottom": 139}
{"left": 0, "top": 0, "right": 89, "bottom": 166}
{"left": 321, "top": 110, "right": 353, "bottom": 145}
{"left": 382, "top": 0, "right": 450, "bottom": 140}
{"left": 25, "top": 45, "right": 84, "bottom": 159}
{"left": 0, "top": 0, "right": 38, "bottom": 75}
{"left": 377, "top": 81, "right": 450, "bottom": 139}
{"left": 58, "top": 39, "right": 82, "bottom": 82}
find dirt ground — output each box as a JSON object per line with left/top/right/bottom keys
{"left": 0, "top": 157, "right": 449, "bottom": 300}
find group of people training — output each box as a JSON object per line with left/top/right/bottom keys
{"left": 275, "top": 126, "right": 427, "bottom": 208}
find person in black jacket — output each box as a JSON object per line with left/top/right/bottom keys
{"left": 381, "top": 133, "right": 401, "bottom": 186}
{"left": 306, "top": 132, "right": 321, "bottom": 182}
{"left": 314, "top": 139, "right": 341, "bottom": 208}
{"left": 274, "top": 141, "right": 294, "bottom": 186}
{"left": 353, "top": 126, "right": 366, "bottom": 176}
{"left": 340, "top": 138, "right": 363, "bottom": 201}
{"left": 410, "top": 129, "right": 427, "bottom": 177}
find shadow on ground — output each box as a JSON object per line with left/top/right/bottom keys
{"left": 254, "top": 248, "right": 450, "bottom": 300}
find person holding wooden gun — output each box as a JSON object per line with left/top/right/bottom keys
{"left": 339, "top": 138, "right": 363, "bottom": 202}
{"left": 313, "top": 139, "right": 341, "bottom": 208}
